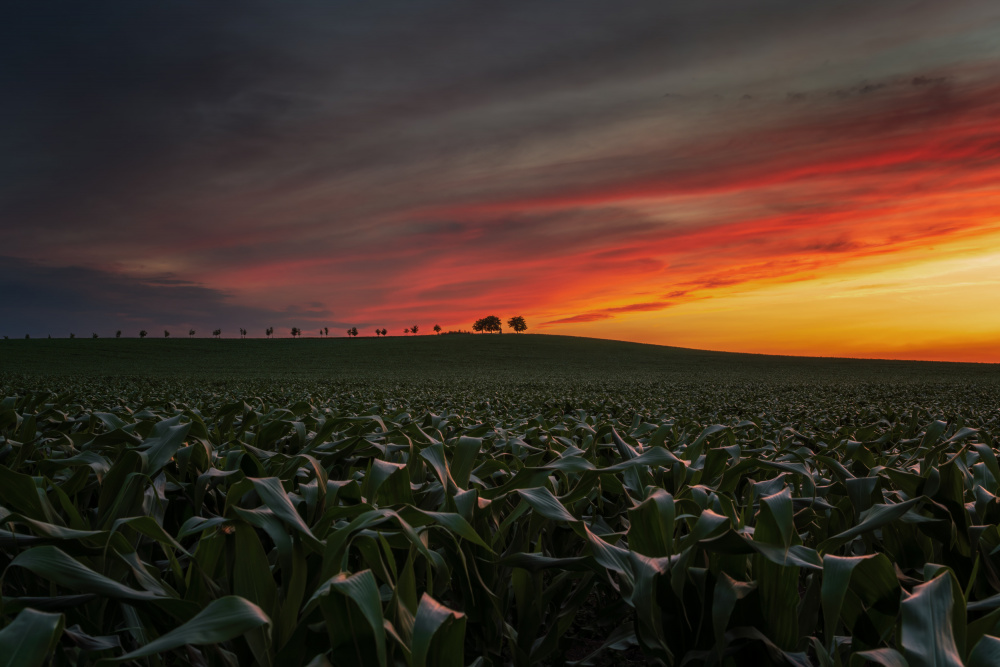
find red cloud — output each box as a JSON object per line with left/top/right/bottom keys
{"left": 544, "top": 313, "right": 614, "bottom": 325}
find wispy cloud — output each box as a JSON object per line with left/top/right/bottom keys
{"left": 545, "top": 313, "right": 614, "bottom": 325}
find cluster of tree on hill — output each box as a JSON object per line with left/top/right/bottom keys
{"left": 471, "top": 315, "right": 527, "bottom": 333}
{"left": 472, "top": 316, "right": 501, "bottom": 333}
{"left": 4, "top": 316, "right": 527, "bottom": 340}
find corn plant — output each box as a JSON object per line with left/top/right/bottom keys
{"left": 1, "top": 372, "right": 1000, "bottom": 665}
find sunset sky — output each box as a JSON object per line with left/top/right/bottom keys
{"left": 3, "top": 1, "right": 1000, "bottom": 361}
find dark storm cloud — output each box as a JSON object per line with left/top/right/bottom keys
{"left": 2, "top": 0, "right": 970, "bottom": 240}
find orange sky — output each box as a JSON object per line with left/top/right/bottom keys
{"left": 4, "top": 2, "right": 1000, "bottom": 361}
{"left": 348, "top": 74, "right": 1000, "bottom": 361}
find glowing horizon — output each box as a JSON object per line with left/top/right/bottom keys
{"left": 3, "top": 2, "right": 1000, "bottom": 363}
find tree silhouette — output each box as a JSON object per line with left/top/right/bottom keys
{"left": 266, "top": 327, "right": 273, "bottom": 339}
{"left": 404, "top": 328, "right": 410, "bottom": 335}
{"left": 411, "top": 325, "right": 419, "bottom": 335}
{"left": 380, "top": 328, "right": 387, "bottom": 337}
{"left": 291, "top": 327, "right": 300, "bottom": 338}
{"left": 116, "top": 330, "right": 122, "bottom": 339}
{"left": 473, "top": 316, "right": 502, "bottom": 333}
{"left": 164, "top": 330, "right": 170, "bottom": 338}
{"left": 324, "top": 327, "right": 329, "bottom": 337}
{"left": 92, "top": 333, "right": 98, "bottom": 339}
{"left": 139, "top": 330, "right": 147, "bottom": 339}
{"left": 347, "top": 327, "right": 358, "bottom": 337}
{"left": 433, "top": 324, "right": 441, "bottom": 334}
{"left": 70, "top": 333, "right": 75, "bottom": 339}
{"left": 240, "top": 328, "right": 247, "bottom": 339}
{"left": 507, "top": 316, "right": 527, "bottom": 333}
{"left": 25, "top": 334, "right": 30, "bottom": 339}
{"left": 189, "top": 329, "right": 195, "bottom": 337}
{"left": 213, "top": 329, "right": 221, "bottom": 339}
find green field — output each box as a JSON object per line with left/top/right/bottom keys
{"left": 2, "top": 335, "right": 1000, "bottom": 666}
{"left": 2, "top": 334, "right": 997, "bottom": 382}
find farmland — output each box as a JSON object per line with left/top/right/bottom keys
{"left": 2, "top": 335, "right": 1000, "bottom": 666}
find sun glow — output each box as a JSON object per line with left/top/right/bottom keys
{"left": 546, "top": 226, "right": 1000, "bottom": 362}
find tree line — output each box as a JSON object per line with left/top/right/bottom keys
{"left": 4, "top": 316, "right": 528, "bottom": 340}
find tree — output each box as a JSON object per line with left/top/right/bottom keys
{"left": 116, "top": 330, "right": 122, "bottom": 339}
{"left": 70, "top": 333, "right": 75, "bottom": 339}
{"left": 291, "top": 327, "right": 300, "bottom": 338}
{"left": 92, "top": 333, "right": 98, "bottom": 339}
{"left": 189, "top": 329, "right": 195, "bottom": 337}
{"left": 404, "top": 328, "right": 410, "bottom": 335}
{"left": 433, "top": 324, "right": 441, "bottom": 334}
{"left": 213, "top": 329, "right": 221, "bottom": 339}
{"left": 240, "top": 328, "right": 247, "bottom": 339}
{"left": 411, "top": 325, "right": 419, "bottom": 335}
{"left": 473, "top": 315, "right": 502, "bottom": 333}
{"left": 324, "top": 327, "right": 329, "bottom": 337}
{"left": 266, "top": 327, "right": 273, "bottom": 339}
{"left": 348, "top": 327, "right": 358, "bottom": 337}
{"left": 507, "top": 316, "right": 527, "bottom": 333}
{"left": 139, "top": 330, "right": 147, "bottom": 339}
{"left": 380, "top": 328, "right": 387, "bottom": 337}
{"left": 164, "top": 330, "right": 170, "bottom": 338}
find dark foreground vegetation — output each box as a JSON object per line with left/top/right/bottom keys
{"left": 1, "top": 335, "right": 999, "bottom": 665}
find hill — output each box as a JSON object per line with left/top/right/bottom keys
{"left": 1, "top": 333, "right": 996, "bottom": 383}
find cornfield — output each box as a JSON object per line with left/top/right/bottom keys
{"left": 2, "top": 369, "right": 1000, "bottom": 665}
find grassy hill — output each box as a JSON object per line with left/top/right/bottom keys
{"left": 1, "top": 333, "right": 996, "bottom": 383}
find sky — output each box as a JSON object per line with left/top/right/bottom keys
{"left": 2, "top": 1, "right": 1000, "bottom": 361}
